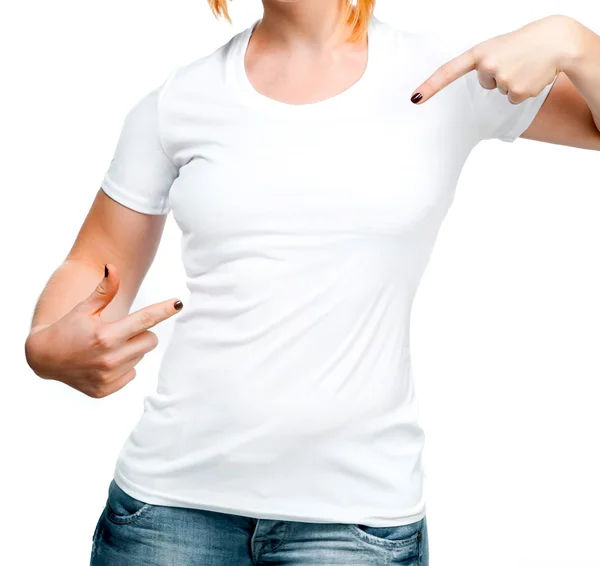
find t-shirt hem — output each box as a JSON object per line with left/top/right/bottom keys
{"left": 100, "top": 174, "right": 171, "bottom": 215}
{"left": 112, "top": 467, "right": 426, "bottom": 527}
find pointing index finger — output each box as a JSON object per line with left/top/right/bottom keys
{"left": 411, "top": 47, "right": 477, "bottom": 104}
{"left": 106, "top": 299, "right": 184, "bottom": 342}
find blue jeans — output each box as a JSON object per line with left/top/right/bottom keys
{"left": 90, "top": 479, "right": 429, "bottom": 565}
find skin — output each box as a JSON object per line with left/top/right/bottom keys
{"left": 411, "top": 14, "right": 600, "bottom": 150}
{"left": 25, "top": 2, "right": 599, "bottom": 398}
{"left": 246, "top": 0, "right": 371, "bottom": 105}
{"left": 24, "top": 194, "right": 184, "bottom": 398}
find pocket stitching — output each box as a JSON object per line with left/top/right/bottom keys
{"left": 106, "top": 498, "right": 155, "bottom": 525}
{"left": 344, "top": 523, "right": 421, "bottom": 550}
{"left": 105, "top": 480, "right": 156, "bottom": 525}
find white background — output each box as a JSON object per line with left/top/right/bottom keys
{"left": 2, "top": 0, "right": 599, "bottom": 564}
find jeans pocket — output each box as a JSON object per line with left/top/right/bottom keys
{"left": 105, "top": 479, "right": 155, "bottom": 525}
{"left": 345, "top": 518, "right": 423, "bottom": 553}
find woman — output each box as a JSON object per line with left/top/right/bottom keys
{"left": 24, "top": 0, "right": 600, "bottom": 564}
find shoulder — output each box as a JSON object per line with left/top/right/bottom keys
{"left": 405, "top": 30, "right": 472, "bottom": 66}
{"left": 159, "top": 26, "right": 247, "bottom": 99}
{"left": 374, "top": 18, "right": 476, "bottom": 69}
{"left": 180, "top": 34, "right": 238, "bottom": 77}
{"left": 372, "top": 19, "right": 475, "bottom": 100}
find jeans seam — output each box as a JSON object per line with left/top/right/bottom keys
{"left": 270, "top": 521, "right": 291, "bottom": 554}
{"left": 90, "top": 507, "right": 106, "bottom": 564}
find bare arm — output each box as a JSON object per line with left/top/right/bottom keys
{"left": 26, "top": 73, "right": 183, "bottom": 397}
{"left": 410, "top": 14, "right": 600, "bottom": 150}
{"left": 25, "top": 188, "right": 184, "bottom": 398}
{"left": 523, "top": 16, "right": 600, "bottom": 149}
{"left": 29, "top": 188, "right": 167, "bottom": 334}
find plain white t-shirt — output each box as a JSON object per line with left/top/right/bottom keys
{"left": 100, "top": 15, "right": 557, "bottom": 526}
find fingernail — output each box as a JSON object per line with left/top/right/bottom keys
{"left": 174, "top": 300, "right": 183, "bottom": 311}
{"left": 104, "top": 264, "right": 109, "bottom": 277}
{"left": 411, "top": 92, "right": 423, "bottom": 104}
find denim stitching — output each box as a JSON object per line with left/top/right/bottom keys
{"left": 344, "top": 523, "right": 421, "bottom": 550}
{"left": 106, "top": 501, "right": 155, "bottom": 525}
{"left": 90, "top": 507, "right": 106, "bottom": 564}
{"left": 270, "top": 521, "right": 292, "bottom": 554}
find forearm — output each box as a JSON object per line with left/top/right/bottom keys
{"left": 559, "top": 16, "right": 600, "bottom": 132}
{"left": 29, "top": 259, "right": 130, "bottom": 336}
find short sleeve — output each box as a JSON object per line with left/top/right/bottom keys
{"left": 464, "top": 69, "right": 558, "bottom": 143}
{"left": 424, "top": 30, "right": 558, "bottom": 144}
{"left": 100, "top": 68, "right": 180, "bottom": 215}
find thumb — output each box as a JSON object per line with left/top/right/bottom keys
{"left": 82, "top": 263, "right": 120, "bottom": 316}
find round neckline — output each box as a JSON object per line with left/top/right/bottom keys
{"left": 232, "top": 15, "right": 380, "bottom": 116}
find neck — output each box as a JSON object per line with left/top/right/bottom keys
{"left": 259, "top": 0, "right": 350, "bottom": 51}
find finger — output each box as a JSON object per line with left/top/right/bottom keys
{"left": 106, "top": 298, "right": 184, "bottom": 342}
{"left": 507, "top": 89, "right": 530, "bottom": 105}
{"left": 410, "top": 48, "right": 477, "bottom": 104}
{"left": 94, "top": 331, "right": 158, "bottom": 374}
{"left": 101, "top": 354, "right": 145, "bottom": 386}
{"left": 477, "top": 67, "right": 498, "bottom": 91}
{"left": 92, "top": 367, "right": 138, "bottom": 398}
{"left": 82, "top": 263, "right": 120, "bottom": 316}
{"left": 114, "top": 330, "right": 159, "bottom": 363}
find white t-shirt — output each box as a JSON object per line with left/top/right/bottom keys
{"left": 101, "top": 15, "right": 556, "bottom": 526}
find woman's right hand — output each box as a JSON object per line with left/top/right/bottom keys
{"left": 24, "top": 263, "right": 183, "bottom": 398}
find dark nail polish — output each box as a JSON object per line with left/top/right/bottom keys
{"left": 411, "top": 92, "right": 423, "bottom": 104}
{"left": 104, "top": 264, "right": 109, "bottom": 277}
{"left": 174, "top": 300, "right": 183, "bottom": 311}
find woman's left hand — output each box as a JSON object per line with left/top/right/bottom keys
{"left": 410, "top": 14, "right": 583, "bottom": 105}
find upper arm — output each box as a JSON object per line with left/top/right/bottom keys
{"left": 520, "top": 72, "right": 600, "bottom": 150}
{"left": 99, "top": 72, "right": 180, "bottom": 215}
{"left": 459, "top": 45, "right": 599, "bottom": 149}
{"left": 67, "top": 69, "right": 180, "bottom": 311}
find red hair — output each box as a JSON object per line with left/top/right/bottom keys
{"left": 207, "top": 1, "right": 375, "bottom": 43}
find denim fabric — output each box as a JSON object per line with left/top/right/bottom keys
{"left": 90, "top": 479, "right": 428, "bottom": 565}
